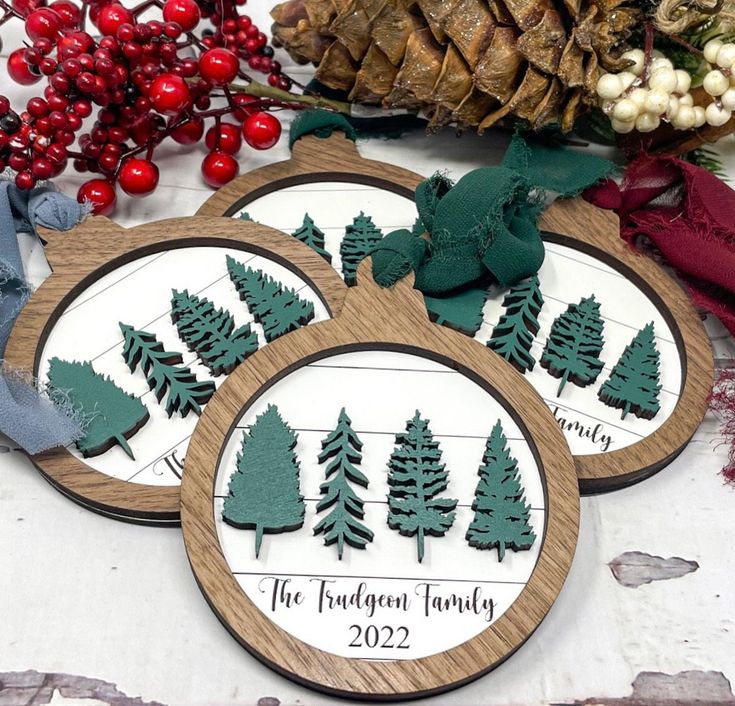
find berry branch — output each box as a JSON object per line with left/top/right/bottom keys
{"left": 0, "top": 0, "right": 343, "bottom": 213}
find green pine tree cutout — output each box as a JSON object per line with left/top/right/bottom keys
{"left": 540, "top": 295, "right": 605, "bottom": 395}
{"left": 313, "top": 408, "right": 374, "bottom": 559}
{"left": 170, "top": 289, "right": 258, "bottom": 376}
{"left": 46, "top": 357, "right": 149, "bottom": 459}
{"left": 598, "top": 322, "right": 662, "bottom": 420}
{"left": 341, "top": 212, "right": 383, "bottom": 285}
{"left": 292, "top": 213, "right": 331, "bottom": 263}
{"left": 487, "top": 275, "right": 544, "bottom": 372}
{"left": 466, "top": 420, "right": 536, "bottom": 561}
{"left": 386, "top": 411, "right": 457, "bottom": 563}
{"left": 120, "top": 323, "right": 215, "bottom": 418}
{"left": 222, "top": 404, "right": 305, "bottom": 557}
{"left": 424, "top": 286, "right": 489, "bottom": 336}
{"left": 238, "top": 211, "right": 253, "bottom": 221}
{"left": 226, "top": 255, "right": 315, "bottom": 342}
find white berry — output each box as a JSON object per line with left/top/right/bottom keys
{"left": 629, "top": 87, "right": 648, "bottom": 108}
{"left": 704, "top": 38, "right": 724, "bottom": 64}
{"left": 722, "top": 88, "right": 735, "bottom": 110}
{"left": 674, "top": 69, "right": 692, "bottom": 95}
{"left": 611, "top": 117, "right": 635, "bottom": 133}
{"left": 636, "top": 112, "right": 660, "bottom": 132}
{"left": 704, "top": 69, "right": 729, "bottom": 96}
{"left": 672, "top": 105, "right": 696, "bottom": 129}
{"left": 618, "top": 71, "right": 637, "bottom": 91}
{"left": 651, "top": 57, "right": 674, "bottom": 72}
{"left": 613, "top": 98, "right": 639, "bottom": 122}
{"left": 693, "top": 106, "right": 706, "bottom": 127}
{"left": 649, "top": 67, "right": 677, "bottom": 93}
{"left": 597, "top": 73, "right": 624, "bottom": 100}
{"left": 716, "top": 42, "right": 735, "bottom": 68}
{"left": 678, "top": 93, "right": 693, "bottom": 106}
{"left": 667, "top": 95, "right": 680, "bottom": 120}
{"left": 645, "top": 89, "right": 669, "bottom": 114}
{"left": 705, "top": 101, "right": 732, "bottom": 126}
{"left": 621, "top": 49, "right": 645, "bottom": 76}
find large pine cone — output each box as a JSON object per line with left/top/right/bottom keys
{"left": 271, "top": 0, "right": 640, "bottom": 131}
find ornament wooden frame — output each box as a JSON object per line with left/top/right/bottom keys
{"left": 197, "top": 133, "right": 713, "bottom": 493}
{"left": 181, "top": 258, "right": 580, "bottom": 700}
{"left": 4, "top": 215, "right": 347, "bottom": 525}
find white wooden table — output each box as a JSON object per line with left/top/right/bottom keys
{"left": 2, "top": 7, "right": 735, "bottom": 704}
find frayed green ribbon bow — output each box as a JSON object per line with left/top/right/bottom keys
{"left": 371, "top": 133, "right": 616, "bottom": 294}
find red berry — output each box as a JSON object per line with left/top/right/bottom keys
{"left": 57, "top": 30, "right": 94, "bottom": 60}
{"left": 12, "top": 0, "right": 46, "bottom": 18}
{"left": 77, "top": 179, "right": 116, "bottom": 215}
{"left": 118, "top": 158, "right": 159, "bottom": 196}
{"left": 205, "top": 122, "right": 241, "bottom": 154}
{"left": 49, "top": 0, "right": 80, "bottom": 27}
{"left": 201, "top": 150, "right": 238, "bottom": 188}
{"left": 26, "top": 97, "right": 48, "bottom": 117}
{"left": 73, "top": 99, "right": 92, "bottom": 117}
{"left": 31, "top": 157, "right": 54, "bottom": 179}
{"left": 232, "top": 93, "right": 257, "bottom": 121}
{"left": 15, "top": 170, "right": 36, "bottom": 190}
{"left": 198, "top": 48, "right": 239, "bottom": 86}
{"left": 7, "top": 48, "right": 42, "bottom": 85}
{"left": 25, "top": 8, "right": 62, "bottom": 41}
{"left": 95, "top": 3, "right": 133, "bottom": 36}
{"left": 171, "top": 116, "right": 203, "bottom": 144}
{"left": 162, "top": 0, "right": 200, "bottom": 31}
{"left": 46, "top": 142, "right": 67, "bottom": 162}
{"left": 242, "top": 112, "right": 281, "bottom": 150}
{"left": 148, "top": 73, "right": 190, "bottom": 115}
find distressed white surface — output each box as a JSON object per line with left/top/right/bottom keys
{"left": 2, "top": 4, "right": 735, "bottom": 702}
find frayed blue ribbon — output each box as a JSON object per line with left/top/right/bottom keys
{"left": 0, "top": 181, "right": 85, "bottom": 454}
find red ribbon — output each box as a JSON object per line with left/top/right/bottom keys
{"left": 585, "top": 153, "right": 735, "bottom": 335}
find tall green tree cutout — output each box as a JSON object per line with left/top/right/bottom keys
{"left": 226, "top": 255, "right": 315, "bottom": 342}
{"left": 341, "top": 212, "right": 383, "bottom": 285}
{"left": 540, "top": 295, "right": 605, "bottom": 395}
{"left": 170, "top": 289, "right": 258, "bottom": 376}
{"left": 238, "top": 211, "right": 253, "bottom": 221}
{"left": 386, "top": 411, "right": 457, "bottom": 563}
{"left": 598, "top": 322, "right": 662, "bottom": 420}
{"left": 466, "top": 420, "right": 536, "bottom": 562}
{"left": 292, "top": 213, "right": 331, "bottom": 263}
{"left": 424, "top": 287, "right": 489, "bottom": 336}
{"left": 313, "top": 408, "right": 374, "bottom": 559}
{"left": 222, "top": 404, "right": 305, "bottom": 557}
{"left": 120, "top": 323, "right": 215, "bottom": 418}
{"left": 46, "top": 357, "right": 149, "bottom": 459}
{"left": 487, "top": 275, "right": 544, "bottom": 372}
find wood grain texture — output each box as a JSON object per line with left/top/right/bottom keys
{"left": 3, "top": 216, "right": 347, "bottom": 525}
{"left": 180, "top": 258, "right": 580, "bottom": 700}
{"left": 198, "top": 133, "right": 713, "bottom": 493}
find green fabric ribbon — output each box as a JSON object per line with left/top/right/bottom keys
{"left": 372, "top": 133, "right": 616, "bottom": 294}
{"left": 289, "top": 109, "right": 357, "bottom": 150}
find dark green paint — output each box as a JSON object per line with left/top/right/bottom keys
{"left": 46, "top": 357, "right": 149, "bottom": 459}
{"left": 341, "top": 212, "right": 383, "bottom": 286}
{"left": 120, "top": 323, "right": 215, "bottom": 418}
{"left": 386, "top": 411, "right": 457, "bottom": 563}
{"left": 424, "top": 287, "right": 488, "bottom": 336}
{"left": 222, "top": 405, "right": 305, "bottom": 557}
{"left": 292, "top": 213, "right": 331, "bottom": 263}
{"left": 226, "top": 255, "right": 315, "bottom": 342}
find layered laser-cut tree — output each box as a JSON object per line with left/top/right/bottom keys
{"left": 313, "top": 408, "right": 374, "bottom": 559}
{"left": 120, "top": 323, "right": 215, "bottom": 417}
{"left": 541, "top": 295, "right": 605, "bottom": 395}
{"left": 170, "top": 289, "right": 258, "bottom": 376}
{"left": 386, "top": 411, "right": 457, "bottom": 563}
{"left": 292, "top": 213, "right": 331, "bottom": 263}
{"left": 466, "top": 421, "right": 536, "bottom": 562}
{"left": 424, "top": 287, "right": 489, "bottom": 336}
{"left": 487, "top": 276, "right": 544, "bottom": 372}
{"left": 47, "top": 357, "right": 149, "bottom": 459}
{"left": 222, "top": 404, "right": 305, "bottom": 558}
{"left": 599, "top": 322, "right": 662, "bottom": 420}
{"left": 226, "top": 255, "right": 315, "bottom": 342}
{"left": 341, "top": 212, "right": 383, "bottom": 285}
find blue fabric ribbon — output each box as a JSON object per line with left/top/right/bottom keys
{"left": 0, "top": 181, "right": 85, "bottom": 454}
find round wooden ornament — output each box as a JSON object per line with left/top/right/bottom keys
{"left": 197, "top": 132, "right": 713, "bottom": 493}
{"left": 4, "top": 215, "right": 346, "bottom": 524}
{"left": 181, "top": 258, "right": 580, "bottom": 700}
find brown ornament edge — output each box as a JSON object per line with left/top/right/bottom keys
{"left": 181, "top": 258, "right": 580, "bottom": 700}
{"left": 3, "top": 215, "right": 347, "bottom": 525}
{"left": 196, "top": 132, "right": 714, "bottom": 493}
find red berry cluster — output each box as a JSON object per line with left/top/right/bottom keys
{"left": 0, "top": 0, "right": 291, "bottom": 214}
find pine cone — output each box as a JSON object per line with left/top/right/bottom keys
{"left": 271, "top": 0, "right": 641, "bottom": 131}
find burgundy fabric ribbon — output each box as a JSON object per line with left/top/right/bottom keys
{"left": 585, "top": 153, "right": 735, "bottom": 335}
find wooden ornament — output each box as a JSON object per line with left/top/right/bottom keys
{"left": 197, "top": 134, "right": 713, "bottom": 492}
{"left": 181, "top": 258, "right": 580, "bottom": 700}
{"left": 4, "top": 216, "right": 346, "bottom": 524}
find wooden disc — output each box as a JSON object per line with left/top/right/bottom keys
{"left": 197, "top": 134, "right": 713, "bottom": 493}
{"left": 181, "top": 259, "right": 580, "bottom": 699}
{"left": 4, "top": 216, "right": 346, "bottom": 524}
